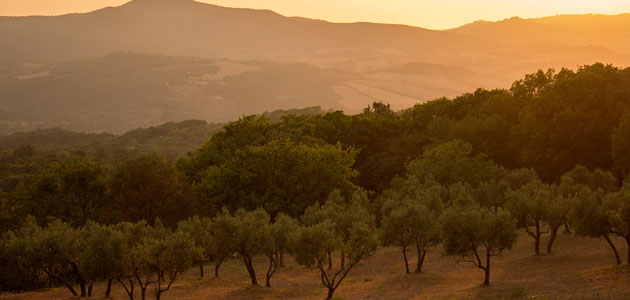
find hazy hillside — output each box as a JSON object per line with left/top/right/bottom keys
{"left": 453, "top": 14, "right": 630, "bottom": 54}
{"left": 1, "top": 0, "right": 626, "bottom": 73}
{"left": 0, "top": 0, "right": 485, "bottom": 68}
{"left": 0, "top": 53, "right": 349, "bottom": 134}
{"left": 1, "top": 0, "right": 630, "bottom": 134}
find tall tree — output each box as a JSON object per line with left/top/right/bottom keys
{"left": 110, "top": 154, "right": 193, "bottom": 226}
{"left": 198, "top": 140, "right": 358, "bottom": 218}
{"left": 27, "top": 159, "right": 106, "bottom": 226}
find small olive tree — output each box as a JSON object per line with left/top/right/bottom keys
{"left": 271, "top": 213, "right": 299, "bottom": 268}
{"left": 138, "top": 231, "right": 200, "bottom": 300}
{"left": 290, "top": 220, "right": 378, "bottom": 300}
{"left": 302, "top": 190, "right": 375, "bottom": 269}
{"left": 209, "top": 209, "right": 238, "bottom": 278}
{"left": 79, "top": 222, "right": 126, "bottom": 298}
{"left": 506, "top": 180, "right": 550, "bottom": 255}
{"left": 232, "top": 209, "right": 274, "bottom": 286}
{"left": 604, "top": 180, "right": 630, "bottom": 264}
{"left": 440, "top": 204, "right": 518, "bottom": 285}
{"left": 27, "top": 220, "right": 93, "bottom": 297}
{"left": 177, "top": 216, "right": 214, "bottom": 278}
{"left": 569, "top": 189, "right": 623, "bottom": 265}
{"left": 113, "top": 221, "right": 153, "bottom": 300}
{"left": 381, "top": 202, "right": 440, "bottom": 273}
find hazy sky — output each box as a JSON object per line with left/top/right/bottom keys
{"left": 2, "top": 0, "right": 630, "bottom": 29}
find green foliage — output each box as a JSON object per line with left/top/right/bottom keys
{"left": 407, "top": 140, "right": 497, "bottom": 187}
{"left": 197, "top": 140, "right": 358, "bottom": 218}
{"left": 512, "top": 64, "right": 630, "bottom": 180}
{"left": 26, "top": 158, "right": 106, "bottom": 226}
{"left": 612, "top": 108, "right": 630, "bottom": 176}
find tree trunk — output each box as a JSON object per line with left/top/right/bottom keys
{"left": 483, "top": 248, "right": 491, "bottom": 286}
{"left": 416, "top": 244, "right": 427, "bottom": 273}
{"left": 87, "top": 284, "right": 93, "bottom": 297}
{"left": 244, "top": 256, "right": 258, "bottom": 285}
{"left": 340, "top": 253, "right": 345, "bottom": 269}
{"left": 105, "top": 279, "right": 113, "bottom": 298}
{"left": 199, "top": 262, "right": 204, "bottom": 278}
{"left": 140, "top": 286, "right": 147, "bottom": 300}
{"left": 265, "top": 255, "right": 277, "bottom": 288}
{"left": 604, "top": 234, "right": 622, "bottom": 265}
{"left": 483, "top": 267, "right": 490, "bottom": 286}
{"left": 117, "top": 278, "right": 134, "bottom": 300}
{"left": 402, "top": 246, "right": 410, "bottom": 274}
{"left": 215, "top": 256, "right": 225, "bottom": 278}
{"left": 325, "top": 287, "right": 337, "bottom": 300}
{"left": 547, "top": 224, "right": 560, "bottom": 254}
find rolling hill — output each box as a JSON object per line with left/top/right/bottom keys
{"left": 0, "top": 0, "right": 629, "bottom": 134}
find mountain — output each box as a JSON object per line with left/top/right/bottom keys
{"left": 0, "top": 0, "right": 486, "bottom": 68}
{"left": 452, "top": 14, "right": 630, "bottom": 54}
{"left": 0, "top": 0, "right": 629, "bottom": 134}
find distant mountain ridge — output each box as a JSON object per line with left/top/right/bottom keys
{"left": 0, "top": 0, "right": 484, "bottom": 66}
{"left": 452, "top": 14, "right": 630, "bottom": 54}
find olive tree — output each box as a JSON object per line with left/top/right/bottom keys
{"left": 603, "top": 180, "right": 630, "bottom": 264}
{"left": 209, "top": 209, "right": 238, "bottom": 278}
{"left": 137, "top": 231, "right": 200, "bottom": 300}
{"left": 506, "top": 180, "right": 550, "bottom": 255}
{"left": 440, "top": 204, "right": 518, "bottom": 285}
{"left": 301, "top": 190, "right": 375, "bottom": 270}
{"left": 0, "top": 218, "right": 45, "bottom": 291}
{"left": 177, "top": 216, "right": 214, "bottom": 278}
{"left": 381, "top": 200, "right": 440, "bottom": 273}
{"left": 290, "top": 220, "right": 378, "bottom": 300}
{"left": 270, "top": 213, "right": 299, "bottom": 268}
{"left": 79, "top": 222, "right": 126, "bottom": 298}
{"left": 113, "top": 221, "right": 153, "bottom": 300}
{"left": 29, "top": 220, "right": 93, "bottom": 297}
{"left": 114, "top": 220, "right": 199, "bottom": 300}
{"left": 231, "top": 209, "right": 274, "bottom": 286}
{"left": 545, "top": 179, "right": 580, "bottom": 254}
{"left": 569, "top": 189, "right": 622, "bottom": 265}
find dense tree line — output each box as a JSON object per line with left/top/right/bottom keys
{"left": 2, "top": 63, "right": 630, "bottom": 297}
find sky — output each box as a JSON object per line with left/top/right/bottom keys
{"left": 2, "top": 0, "right": 630, "bottom": 29}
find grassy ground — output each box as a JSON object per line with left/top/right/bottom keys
{"left": 3, "top": 233, "right": 630, "bottom": 300}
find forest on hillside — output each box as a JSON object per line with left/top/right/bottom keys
{"left": 2, "top": 63, "right": 630, "bottom": 299}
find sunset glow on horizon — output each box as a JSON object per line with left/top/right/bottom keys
{"left": 2, "top": 0, "right": 630, "bottom": 29}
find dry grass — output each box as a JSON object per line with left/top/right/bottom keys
{"left": 3, "top": 233, "right": 630, "bottom": 300}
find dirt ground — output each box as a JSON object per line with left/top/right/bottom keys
{"left": 3, "top": 233, "right": 630, "bottom": 300}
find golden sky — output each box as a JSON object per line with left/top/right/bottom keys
{"left": 2, "top": 0, "right": 630, "bottom": 29}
